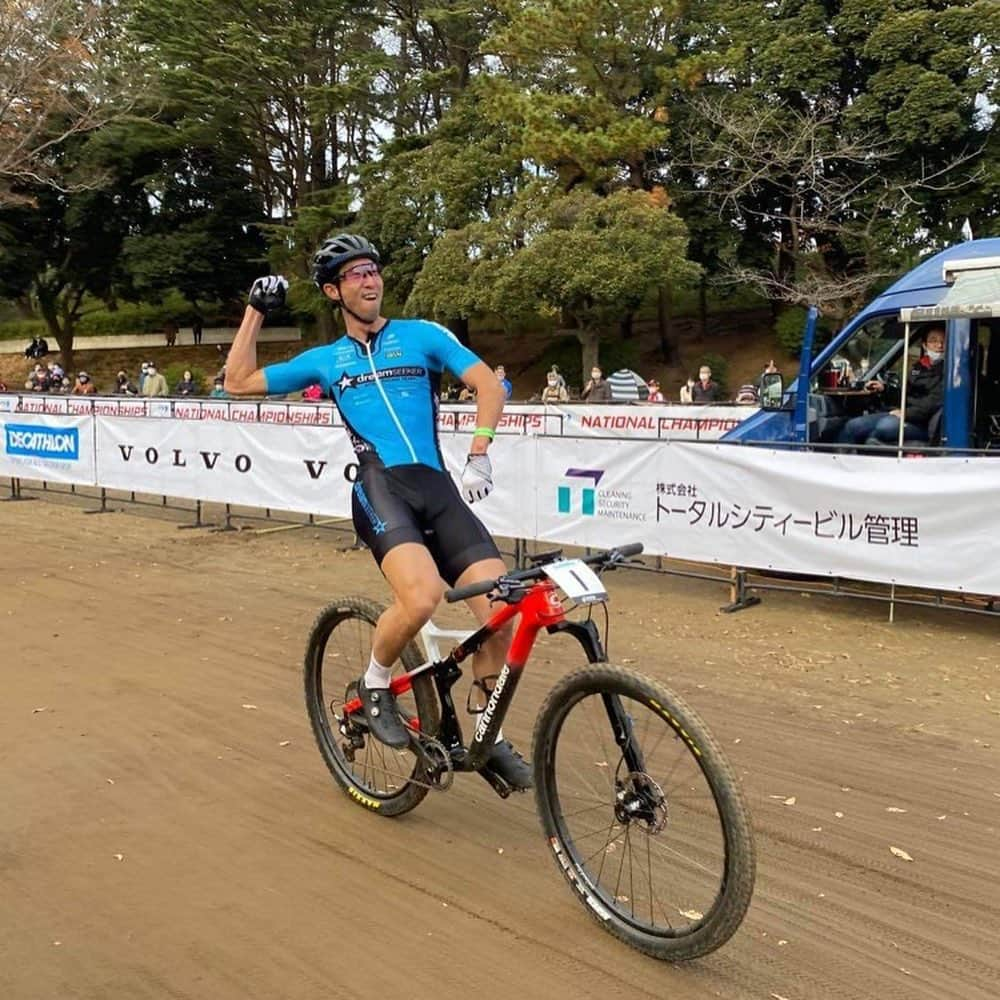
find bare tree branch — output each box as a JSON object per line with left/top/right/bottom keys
{"left": 0, "top": 0, "right": 138, "bottom": 204}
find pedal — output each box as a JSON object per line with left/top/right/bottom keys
{"left": 477, "top": 764, "right": 513, "bottom": 799}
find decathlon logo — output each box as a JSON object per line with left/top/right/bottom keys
{"left": 5, "top": 423, "right": 79, "bottom": 461}
{"left": 558, "top": 468, "right": 604, "bottom": 516}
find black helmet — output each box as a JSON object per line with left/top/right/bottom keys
{"left": 312, "top": 233, "right": 380, "bottom": 289}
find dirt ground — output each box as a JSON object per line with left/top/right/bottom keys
{"left": 1, "top": 494, "right": 997, "bottom": 1000}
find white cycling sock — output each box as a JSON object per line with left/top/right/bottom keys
{"left": 364, "top": 654, "right": 393, "bottom": 689}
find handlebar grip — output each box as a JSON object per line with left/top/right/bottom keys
{"left": 444, "top": 578, "right": 496, "bottom": 603}
{"left": 615, "top": 542, "right": 644, "bottom": 559}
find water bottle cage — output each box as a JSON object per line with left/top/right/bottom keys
{"left": 466, "top": 675, "right": 501, "bottom": 715}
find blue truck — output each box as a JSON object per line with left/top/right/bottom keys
{"left": 723, "top": 237, "right": 1000, "bottom": 450}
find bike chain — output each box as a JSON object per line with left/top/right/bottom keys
{"left": 340, "top": 714, "right": 454, "bottom": 793}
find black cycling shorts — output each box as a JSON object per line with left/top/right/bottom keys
{"left": 351, "top": 460, "right": 500, "bottom": 586}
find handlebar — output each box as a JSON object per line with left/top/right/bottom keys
{"left": 444, "top": 543, "right": 644, "bottom": 604}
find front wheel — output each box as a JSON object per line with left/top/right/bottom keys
{"left": 532, "top": 665, "right": 755, "bottom": 961}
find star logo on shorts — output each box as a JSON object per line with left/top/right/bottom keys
{"left": 336, "top": 372, "right": 355, "bottom": 392}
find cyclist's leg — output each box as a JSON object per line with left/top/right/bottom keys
{"left": 454, "top": 557, "right": 512, "bottom": 686}
{"left": 373, "top": 542, "right": 445, "bottom": 667}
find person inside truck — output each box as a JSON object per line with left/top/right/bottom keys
{"left": 837, "top": 326, "right": 945, "bottom": 447}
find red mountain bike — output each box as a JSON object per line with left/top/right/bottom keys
{"left": 304, "top": 543, "right": 756, "bottom": 960}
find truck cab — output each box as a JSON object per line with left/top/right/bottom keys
{"left": 723, "top": 238, "right": 1000, "bottom": 451}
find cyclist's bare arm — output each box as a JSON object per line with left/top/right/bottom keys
{"left": 460, "top": 361, "right": 505, "bottom": 454}
{"left": 224, "top": 305, "right": 268, "bottom": 396}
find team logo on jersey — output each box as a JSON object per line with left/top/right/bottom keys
{"left": 334, "top": 366, "right": 426, "bottom": 393}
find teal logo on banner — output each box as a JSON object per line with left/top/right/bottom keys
{"left": 558, "top": 468, "right": 604, "bottom": 516}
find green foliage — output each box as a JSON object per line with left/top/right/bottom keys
{"left": 774, "top": 307, "right": 835, "bottom": 358}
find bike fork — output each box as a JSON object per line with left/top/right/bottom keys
{"left": 601, "top": 692, "right": 647, "bottom": 774}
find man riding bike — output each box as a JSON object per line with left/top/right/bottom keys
{"left": 223, "top": 234, "right": 531, "bottom": 789}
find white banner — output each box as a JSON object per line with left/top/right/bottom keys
{"left": 521, "top": 439, "right": 1000, "bottom": 595}
{"left": 437, "top": 403, "right": 751, "bottom": 440}
{"left": 95, "top": 417, "right": 357, "bottom": 515}
{"left": 0, "top": 412, "right": 96, "bottom": 485}
{"left": 2, "top": 395, "right": 751, "bottom": 441}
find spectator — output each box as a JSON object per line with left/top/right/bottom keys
{"left": 71, "top": 372, "right": 96, "bottom": 395}
{"left": 679, "top": 377, "right": 695, "bottom": 404}
{"left": 646, "top": 378, "right": 664, "bottom": 402}
{"left": 756, "top": 359, "right": 780, "bottom": 395}
{"left": 838, "top": 326, "right": 945, "bottom": 446}
{"left": 192, "top": 316, "right": 204, "bottom": 345}
{"left": 540, "top": 371, "right": 569, "bottom": 403}
{"left": 692, "top": 365, "right": 720, "bottom": 404}
{"left": 302, "top": 383, "right": 324, "bottom": 401}
{"left": 26, "top": 364, "right": 51, "bottom": 392}
{"left": 175, "top": 369, "right": 199, "bottom": 396}
{"left": 607, "top": 368, "right": 648, "bottom": 403}
{"left": 494, "top": 365, "right": 513, "bottom": 400}
{"left": 548, "top": 364, "right": 566, "bottom": 390}
{"left": 440, "top": 381, "right": 461, "bottom": 401}
{"left": 23, "top": 336, "right": 49, "bottom": 359}
{"left": 138, "top": 362, "right": 150, "bottom": 393}
{"left": 581, "top": 366, "right": 612, "bottom": 402}
{"left": 735, "top": 383, "right": 760, "bottom": 405}
{"left": 209, "top": 376, "right": 229, "bottom": 399}
{"left": 141, "top": 363, "right": 169, "bottom": 397}
{"left": 164, "top": 318, "right": 178, "bottom": 347}
{"left": 0, "top": 378, "right": 7, "bottom": 392}
{"left": 115, "top": 370, "right": 138, "bottom": 396}
{"left": 458, "top": 384, "right": 477, "bottom": 402}
{"left": 48, "top": 361, "right": 64, "bottom": 382}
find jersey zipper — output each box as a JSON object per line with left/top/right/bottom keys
{"left": 364, "top": 339, "right": 419, "bottom": 463}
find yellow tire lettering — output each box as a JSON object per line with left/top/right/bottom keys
{"left": 348, "top": 785, "right": 382, "bottom": 810}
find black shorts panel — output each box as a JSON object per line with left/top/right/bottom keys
{"left": 351, "top": 462, "right": 501, "bottom": 586}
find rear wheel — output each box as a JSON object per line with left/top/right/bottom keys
{"left": 532, "top": 665, "right": 755, "bottom": 960}
{"left": 304, "top": 597, "right": 440, "bottom": 817}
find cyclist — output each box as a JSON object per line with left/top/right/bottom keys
{"left": 224, "top": 234, "right": 532, "bottom": 789}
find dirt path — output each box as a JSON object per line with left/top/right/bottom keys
{"left": 1, "top": 497, "right": 997, "bottom": 1000}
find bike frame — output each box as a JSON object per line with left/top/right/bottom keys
{"left": 341, "top": 576, "right": 649, "bottom": 779}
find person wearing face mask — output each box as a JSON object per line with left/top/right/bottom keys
{"left": 540, "top": 370, "right": 569, "bottom": 403}
{"left": 838, "top": 326, "right": 946, "bottom": 446}
{"left": 581, "top": 365, "right": 612, "bottom": 402}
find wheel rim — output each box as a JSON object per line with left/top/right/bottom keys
{"left": 545, "top": 688, "right": 731, "bottom": 938}
{"left": 312, "top": 610, "right": 425, "bottom": 800}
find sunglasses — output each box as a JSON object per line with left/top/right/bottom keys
{"left": 338, "top": 262, "right": 382, "bottom": 284}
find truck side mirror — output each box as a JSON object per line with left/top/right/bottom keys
{"left": 760, "top": 372, "right": 783, "bottom": 408}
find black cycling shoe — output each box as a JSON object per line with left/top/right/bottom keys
{"left": 358, "top": 680, "right": 410, "bottom": 749}
{"left": 485, "top": 739, "right": 533, "bottom": 790}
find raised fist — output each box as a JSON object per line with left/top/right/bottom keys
{"left": 248, "top": 275, "right": 288, "bottom": 316}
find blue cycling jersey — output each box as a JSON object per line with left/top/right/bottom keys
{"left": 262, "top": 318, "right": 480, "bottom": 470}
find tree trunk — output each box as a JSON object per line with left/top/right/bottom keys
{"left": 576, "top": 328, "right": 600, "bottom": 380}
{"left": 698, "top": 276, "right": 708, "bottom": 338}
{"left": 619, "top": 312, "right": 634, "bottom": 340}
{"left": 657, "top": 285, "right": 677, "bottom": 364}
{"left": 36, "top": 288, "right": 74, "bottom": 373}
{"left": 448, "top": 315, "right": 470, "bottom": 348}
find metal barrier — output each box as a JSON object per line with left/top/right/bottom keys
{"left": 6, "top": 472, "right": 996, "bottom": 622}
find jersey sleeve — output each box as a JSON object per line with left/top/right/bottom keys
{"left": 262, "top": 347, "right": 329, "bottom": 396}
{"left": 420, "top": 321, "right": 481, "bottom": 378}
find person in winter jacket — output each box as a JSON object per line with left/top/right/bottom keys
{"left": 838, "top": 327, "right": 945, "bottom": 445}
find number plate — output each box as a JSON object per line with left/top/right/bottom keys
{"left": 542, "top": 559, "right": 608, "bottom": 604}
